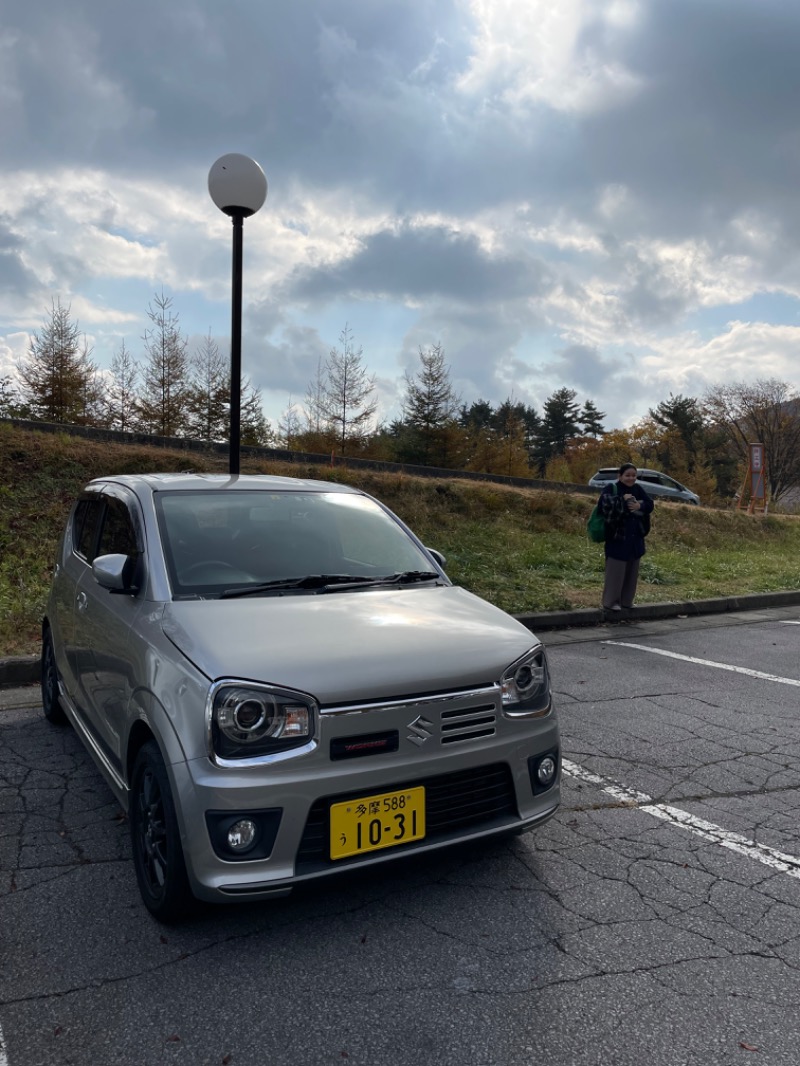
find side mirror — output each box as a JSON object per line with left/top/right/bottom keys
{"left": 93, "top": 553, "right": 139, "bottom": 594}
{"left": 427, "top": 548, "right": 447, "bottom": 570}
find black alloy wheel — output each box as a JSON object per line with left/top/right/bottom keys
{"left": 41, "top": 627, "right": 67, "bottom": 725}
{"left": 130, "top": 740, "right": 193, "bottom": 922}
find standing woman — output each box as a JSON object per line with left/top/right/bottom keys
{"left": 599, "top": 463, "right": 654, "bottom": 612}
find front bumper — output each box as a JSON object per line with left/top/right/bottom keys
{"left": 170, "top": 687, "right": 561, "bottom": 903}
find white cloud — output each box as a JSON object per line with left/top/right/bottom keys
{"left": 457, "top": 0, "right": 643, "bottom": 112}
{"left": 1, "top": 0, "right": 800, "bottom": 435}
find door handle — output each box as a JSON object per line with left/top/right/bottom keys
{"left": 76, "top": 592, "right": 88, "bottom": 611}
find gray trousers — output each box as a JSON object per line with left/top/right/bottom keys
{"left": 602, "top": 556, "right": 641, "bottom": 609}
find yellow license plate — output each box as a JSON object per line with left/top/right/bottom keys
{"left": 329, "top": 786, "right": 426, "bottom": 860}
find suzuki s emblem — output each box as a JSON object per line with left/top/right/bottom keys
{"left": 407, "top": 715, "right": 434, "bottom": 746}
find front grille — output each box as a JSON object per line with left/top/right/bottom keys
{"left": 295, "top": 762, "right": 516, "bottom": 873}
{"left": 440, "top": 704, "right": 496, "bottom": 744}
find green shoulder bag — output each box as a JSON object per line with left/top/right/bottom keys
{"left": 587, "top": 481, "right": 617, "bottom": 543}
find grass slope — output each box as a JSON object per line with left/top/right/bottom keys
{"left": 2, "top": 423, "right": 800, "bottom": 658}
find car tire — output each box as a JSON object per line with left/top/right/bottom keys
{"left": 130, "top": 740, "right": 195, "bottom": 923}
{"left": 41, "top": 627, "right": 67, "bottom": 725}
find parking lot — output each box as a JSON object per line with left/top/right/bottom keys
{"left": 3, "top": 608, "right": 800, "bottom": 1066}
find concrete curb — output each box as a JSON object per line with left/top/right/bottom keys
{"left": 7, "top": 589, "right": 800, "bottom": 691}
{"left": 515, "top": 588, "right": 800, "bottom": 632}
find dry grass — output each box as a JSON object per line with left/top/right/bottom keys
{"left": 3, "top": 423, "right": 800, "bottom": 657}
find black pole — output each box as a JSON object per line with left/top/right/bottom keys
{"left": 229, "top": 211, "right": 244, "bottom": 476}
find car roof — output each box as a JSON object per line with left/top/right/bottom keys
{"left": 594, "top": 468, "right": 661, "bottom": 477}
{"left": 86, "top": 472, "right": 362, "bottom": 496}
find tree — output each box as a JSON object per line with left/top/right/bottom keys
{"left": 317, "top": 325, "right": 378, "bottom": 455}
{"left": 0, "top": 375, "right": 21, "bottom": 418}
{"left": 18, "top": 299, "right": 101, "bottom": 425}
{"left": 277, "top": 396, "right": 303, "bottom": 449}
{"left": 494, "top": 399, "right": 540, "bottom": 465}
{"left": 649, "top": 394, "right": 706, "bottom": 468}
{"left": 579, "top": 399, "right": 605, "bottom": 438}
{"left": 104, "top": 340, "right": 139, "bottom": 432}
{"left": 397, "top": 343, "right": 462, "bottom": 466}
{"left": 135, "top": 291, "right": 190, "bottom": 438}
{"left": 185, "top": 332, "right": 228, "bottom": 442}
{"left": 465, "top": 405, "right": 531, "bottom": 477}
{"left": 532, "top": 387, "right": 582, "bottom": 473}
{"left": 300, "top": 356, "right": 335, "bottom": 452}
{"left": 239, "top": 378, "right": 274, "bottom": 447}
{"left": 703, "top": 379, "right": 800, "bottom": 501}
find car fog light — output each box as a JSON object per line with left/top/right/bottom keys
{"left": 227, "top": 818, "right": 258, "bottom": 853}
{"left": 537, "top": 756, "right": 556, "bottom": 786}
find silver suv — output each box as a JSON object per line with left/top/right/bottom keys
{"left": 588, "top": 468, "right": 700, "bottom": 505}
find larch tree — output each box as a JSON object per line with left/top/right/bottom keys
{"left": 18, "top": 299, "right": 101, "bottom": 425}
{"left": 185, "top": 332, "right": 229, "bottom": 443}
{"left": 104, "top": 339, "right": 139, "bottom": 432}
{"left": 0, "top": 375, "right": 20, "bottom": 418}
{"left": 278, "top": 396, "right": 303, "bottom": 448}
{"left": 317, "top": 325, "right": 378, "bottom": 455}
{"left": 135, "top": 290, "right": 190, "bottom": 438}
{"left": 239, "top": 378, "right": 273, "bottom": 447}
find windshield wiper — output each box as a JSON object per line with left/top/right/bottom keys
{"left": 219, "top": 571, "right": 442, "bottom": 599}
{"left": 371, "top": 571, "right": 442, "bottom": 585}
{"left": 220, "top": 575, "right": 386, "bottom": 598}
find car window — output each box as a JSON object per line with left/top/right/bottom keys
{"left": 74, "top": 498, "right": 104, "bottom": 562}
{"left": 97, "top": 496, "right": 140, "bottom": 558}
{"left": 637, "top": 475, "right": 659, "bottom": 485}
{"left": 155, "top": 490, "right": 433, "bottom": 595}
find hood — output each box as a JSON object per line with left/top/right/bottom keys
{"left": 161, "top": 585, "right": 537, "bottom": 705}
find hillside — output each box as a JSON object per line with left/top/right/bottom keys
{"left": 2, "top": 423, "right": 800, "bottom": 658}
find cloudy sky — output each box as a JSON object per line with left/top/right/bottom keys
{"left": 2, "top": 0, "right": 800, "bottom": 433}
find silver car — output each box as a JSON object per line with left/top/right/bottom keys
{"left": 588, "top": 467, "right": 700, "bottom": 505}
{"left": 42, "top": 473, "right": 560, "bottom": 920}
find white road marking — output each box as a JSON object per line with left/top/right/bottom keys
{"left": 602, "top": 640, "right": 800, "bottom": 687}
{"left": 0, "top": 1020, "right": 8, "bottom": 1066}
{"left": 562, "top": 758, "right": 800, "bottom": 879}
{"left": 782, "top": 621, "right": 800, "bottom": 624}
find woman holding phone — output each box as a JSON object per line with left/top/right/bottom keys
{"left": 598, "top": 462, "right": 654, "bottom": 612}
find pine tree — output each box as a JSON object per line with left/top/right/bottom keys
{"left": 135, "top": 291, "right": 190, "bottom": 438}
{"left": 533, "top": 387, "right": 582, "bottom": 473}
{"left": 18, "top": 299, "right": 101, "bottom": 425}
{"left": 579, "top": 399, "right": 605, "bottom": 438}
{"left": 398, "top": 343, "right": 462, "bottom": 466}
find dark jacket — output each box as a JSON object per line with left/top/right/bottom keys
{"left": 598, "top": 481, "right": 654, "bottom": 562}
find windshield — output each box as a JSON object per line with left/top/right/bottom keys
{"left": 155, "top": 489, "right": 437, "bottom": 598}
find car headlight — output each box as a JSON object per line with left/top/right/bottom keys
{"left": 501, "top": 645, "right": 551, "bottom": 717}
{"left": 209, "top": 682, "right": 317, "bottom": 762}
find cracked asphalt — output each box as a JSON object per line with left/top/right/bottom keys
{"left": 2, "top": 607, "right": 800, "bottom": 1066}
